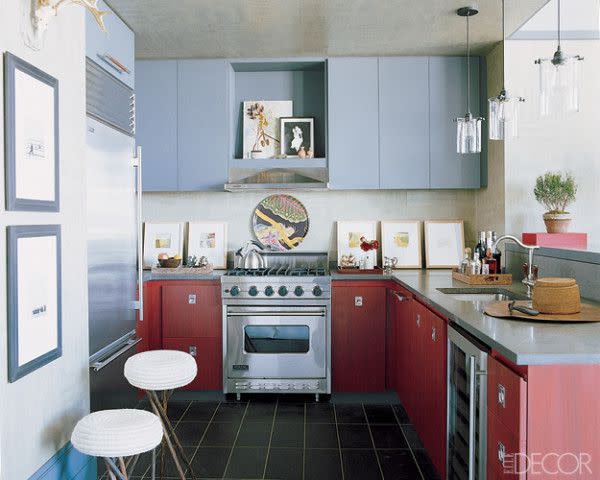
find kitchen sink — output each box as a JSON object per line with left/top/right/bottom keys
{"left": 437, "top": 287, "right": 524, "bottom": 303}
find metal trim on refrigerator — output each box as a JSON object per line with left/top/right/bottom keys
{"left": 89, "top": 330, "right": 140, "bottom": 371}
{"left": 134, "top": 146, "right": 143, "bottom": 321}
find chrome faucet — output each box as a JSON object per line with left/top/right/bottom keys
{"left": 492, "top": 235, "right": 540, "bottom": 299}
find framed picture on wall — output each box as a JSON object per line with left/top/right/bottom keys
{"left": 7, "top": 225, "right": 62, "bottom": 382}
{"left": 187, "top": 222, "right": 228, "bottom": 269}
{"left": 243, "top": 100, "right": 293, "bottom": 158}
{"left": 280, "top": 117, "right": 314, "bottom": 157}
{"left": 4, "top": 53, "right": 59, "bottom": 212}
{"left": 381, "top": 221, "right": 422, "bottom": 269}
{"left": 337, "top": 220, "right": 378, "bottom": 267}
{"left": 424, "top": 220, "right": 465, "bottom": 268}
{"left": 143, "top": 222, "right": 184, "bottom": 268}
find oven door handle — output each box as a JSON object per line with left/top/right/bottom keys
{"left": 227, "top": 311, "right": 326, "bottom": 317}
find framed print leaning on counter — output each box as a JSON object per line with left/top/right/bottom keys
{"left": 424, "top": 220, "right": 465, "bottom": 269}
{"left": 7, "top": 225, "right": 62, "bottom": 382}
{"left": 187, "top": 222, "right": 228, "bottom": 269}
{"left": 143, "top": 222, "right": 184, "bottom": 268}
{"left": 381, "top": 220, "right": 422, "bottom": 268}
{"left": 4, "top": 53, "right": 59, "bottom": 212}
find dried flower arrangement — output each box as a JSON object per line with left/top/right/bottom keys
{"left": 246, "top": 102, "right": 279, "bottom": 153}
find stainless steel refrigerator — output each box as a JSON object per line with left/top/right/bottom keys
{"left": 86, "top": 59, "right": 142, "bottom": 411}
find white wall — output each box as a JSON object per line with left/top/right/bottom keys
{"left": 0, "top": 2, "right": 89, "bottom": 478}
{"left": 505, "top": 38, "right": 600, "bottom": 251}
{"left": 143, "top": 189, "right": 477, "bottom": 263}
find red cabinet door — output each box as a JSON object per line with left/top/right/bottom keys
{"left": 163, "top": 337, "right": 222, "bottom": 391}
{"left": 386, "top": 289, "right": 398, "bottom": 390}
{"left": 332, "top": 284, "right": 387, "bottom": 391}
{"left": 389, "top": 288, "right": 413, "bottom": 405}
{"left": 406, "top": 300, "right": 428, "bottom": 431}
{"left": 162, "top": 284, "right": 221, "bottom": 338}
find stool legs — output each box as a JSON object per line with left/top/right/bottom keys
{"left": 102, "top": 454, "right": 145, "bottom": 480}
{"left": 147, "top": 390, "right": 198, "bottom": 480}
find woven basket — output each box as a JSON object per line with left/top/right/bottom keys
{"left": 158, "top": 258, "right": 181, "bottom": 268}
{"left": 532, "top": 277, "right": 581, "bottom": 314}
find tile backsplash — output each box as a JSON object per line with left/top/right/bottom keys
{"left": 143, "top": 189, "right": 477, "bottom": 263}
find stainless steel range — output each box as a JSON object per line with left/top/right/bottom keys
{"left": 222, "top": 252, "right": 331, "bottom": 400}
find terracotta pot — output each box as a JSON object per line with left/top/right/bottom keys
{"left": 543, "top": 213, "right": 572, "bottom": 234}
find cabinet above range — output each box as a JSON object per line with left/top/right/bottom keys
{"left": 136, "top": 56, "right": 486, "bottom": 192}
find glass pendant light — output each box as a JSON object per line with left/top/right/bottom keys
{"left": 456, "top": 7, "right": 484, "bottom": 154}
{"left": 489, "top": 0, "right": 525, "bottom": 140}
{"left": 534, "top": 0, "right": 584, "bottom": 116}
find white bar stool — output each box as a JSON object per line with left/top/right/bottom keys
{"left": 71, "top": 409, "right": 163, "bottom": 480}
{"left": 124, "top": 350, "right": 198, "bottom": 480}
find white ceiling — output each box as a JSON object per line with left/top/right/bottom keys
{"left": 108, "top": 0, "right": 551, "bottom": 59}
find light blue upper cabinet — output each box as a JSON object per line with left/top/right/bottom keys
{"left": 328, "top": 57, "right": 380, "bottom": 189}
{"left": 177, "top": 60, "right": 229, "bottom": 191}
{"left": 379, "top": 57, "right": 430, "bottom": 189}
{"left": 135, "top": 61, "right": 178, "bottom": 192}
{"left": 86, "top": 0, "right": 135, "bottom": 89}
{"left": 429, "top": 56, "right": 482, "bottom": 189}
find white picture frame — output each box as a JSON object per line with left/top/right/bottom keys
{"left": 280, "top": 117, "right": 314, "bottom": 157}
{"left": 143, "top": 222, "right": 184, "bottom": 268}
{"left": 243, "top": 100, "right": 293, "bottom": 158}
{"left": 8, "top": 225, "right": 62, "bottom": 382}
{"left": 381, "top": 221, "right": 422, "bottom": 269}
{"left": 337, "top": 221, "right": 378, "bottom": 267}
{"left": 424, "top": 220, "right": 465, "bottom": 269}
{"left": 187, "top": 222, "right": 228, "bottom": 269}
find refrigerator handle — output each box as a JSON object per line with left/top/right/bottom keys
{"left": 134, "top": 146, "right": 143, "bottom": 321}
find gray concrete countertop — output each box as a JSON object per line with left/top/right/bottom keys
{"left": 143, "top": 270, "right": 226, "bottom": 281}
{"left": 335, "top": 269, "right": 600, "bottom": 366}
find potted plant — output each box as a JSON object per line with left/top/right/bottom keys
{"left": 534, "top": 171, "right": 577, "bottom": 234}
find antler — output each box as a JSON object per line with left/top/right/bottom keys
{"left": 38, "top": 0, "right": 110, "bottom": 31}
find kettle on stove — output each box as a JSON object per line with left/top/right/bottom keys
{"left": 235, "top": 240, "right": 266, "bottom": 269}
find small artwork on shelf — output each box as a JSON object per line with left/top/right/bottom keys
{"left": 381, "top": 221, "right": 422, "bottom": 269}
{"left": 4, "top": 52, "right": 59, "bottom": 212}
{"left": 337, "top": 221, "right": 378, "bottom": 267}
{"left": 424, "top": 220, "right": 465, "bottom": 269}
{"left": 280, "top": 117, "right": 314, "bottom": 158}
{"left": 243, "top": 100, "right": 293, "bottom": 159}
{"left": 143, "top": 222, "right": 184, "bottom": 268}
{"left": 187, "top": 222, "right": 228, "bottom": 269}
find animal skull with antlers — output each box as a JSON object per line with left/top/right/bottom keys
{"left": 33, "top": 0, "right": 109, "bottom": 36}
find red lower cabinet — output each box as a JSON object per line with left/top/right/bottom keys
{"left": 163, "top": 337, "right": 222, "bottom": 390}
{"left": 332, "top": 282, "right": 387, "bottom": 391}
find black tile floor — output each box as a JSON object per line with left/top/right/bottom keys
{"left": 99, "top": 396, "right": 439, "bottom": 480}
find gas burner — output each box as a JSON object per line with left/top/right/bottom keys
{"left": 225, "top": 265, "right": 327, "bottom": 277}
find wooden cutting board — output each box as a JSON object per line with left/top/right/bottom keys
{"left": 485, "top": 300, "right": 600, "bottom": 322}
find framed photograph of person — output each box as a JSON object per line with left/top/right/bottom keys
{"left": 280, "top": 117, "right": 314, "bottom": 158}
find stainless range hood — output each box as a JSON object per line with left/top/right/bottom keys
{"left": 225, "top": 168, "right": 329, "bottom": 192}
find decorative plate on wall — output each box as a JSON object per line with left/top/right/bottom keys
{"left": 252, "top": 194, "right": 309, "bottom": 251}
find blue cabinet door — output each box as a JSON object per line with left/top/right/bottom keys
{"left": 328, "top": 57, "right": 380, "bottom": 189}
{"left": 429, "top": 57, "right": 481, "bottom": 189}
{"left": 177, "top": 60, "right": 229, "bottom": 191}
{"left": 379, "top": 57, "right": 430, "bottom": 189}
{"left": 135, "top": 61, "right": 178, "bottom": 192}
{"left": 86, "top": 0, "right": 135, "bottom": 89}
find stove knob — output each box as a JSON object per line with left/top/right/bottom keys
{"left": 230, "top": 286, "right": 240, "bottom": 296}
{"left": 313, "top": 285, "right": 323, "bottom": 297}
{"left": 294, "top": 286, "right": 304, "bottom": 297}
{"left": 278, "top": 286, "right": 288, "bottom": 297}
{"left": 264, "top": 285, "right": 274, "bottom": 297}
{"left": 248, "top": 286, "right": 258, "bottom": 297}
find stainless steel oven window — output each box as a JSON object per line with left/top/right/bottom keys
{"left": 244, "top": 325, "right": 310, "bottom": 353}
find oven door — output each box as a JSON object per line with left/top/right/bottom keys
{"left": 226, "top": 306, "right": 327, "bottom": 379}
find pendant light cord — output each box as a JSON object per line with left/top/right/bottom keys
{"left": 501, "top": 0, "right": 506, "bottom": 90}
{"left": 467, "top": 13, "right": 471, "bottom": 114}
{"left": 557, "top": 0, "right": 561, "bottom": 49}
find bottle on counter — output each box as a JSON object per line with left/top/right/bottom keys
{"left": 470, "top": 250, "right": 481, "bottom": 275}
{"left": 483, "top": 246, "right": 498, "bottom": 274}
{"left": 460, "top": 248, "right": 472, "bottom": 273}
{"left": 474, "top": 231, "right": 486, "bottom": 261}
{"left": 491, "top": 231, "right": 502, "bottom": 273}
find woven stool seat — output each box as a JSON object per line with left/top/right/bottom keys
{"left": 71, "top": 409, "right": 163, "bottom": 458}
{"left": 124, "top": 350, "right": 197, "bottom": 391}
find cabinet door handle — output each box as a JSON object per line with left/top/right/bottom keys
{"left": 189, "top": 345, "right": 197, "bottom": 357}
{"left": 498, "top": 384, "right": 506, "bottom": 408}
{"left": 416, "top": 314, "right": 421, "bottom": 327}
{"left": 392, "top": 291, "right": 408, "bottom": 302}
{"left": 498, "top": 441, "right": 506, "bottom": 465}
{"left": 354, "top": 296, "right": 363, "bottom": 307}
{"left": 431, "top": 327, "right": 437, "bottom": 342}
{"left": 188, "top": 294, "right": 197, "bottom": 305}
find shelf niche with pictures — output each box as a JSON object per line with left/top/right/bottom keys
{"left": 228, "top": 59, "right": 328, "bottom": 170}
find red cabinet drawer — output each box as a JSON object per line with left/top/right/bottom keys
{"left": 163, "top": 338, "right": 222, "bottom": 391}
{"left": 487, "top": 412, "right": 526, "bottom": 479}
{"left": 162, "top": 284, "right": 221, "bottom": 338}
{"left": 488, "top": 356, "right": 527, "bottom": 438}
